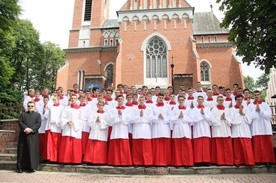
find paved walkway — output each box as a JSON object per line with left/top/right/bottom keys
{"left": 0, "top": 170, "right": 275, "bottom": 183}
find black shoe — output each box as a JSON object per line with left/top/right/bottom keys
{"left": 266, "top": 163, "right": 272, "bottom": 168}
{"left": 27, "top": 169, "right": 35, "bottom": 173}
{"left": 17, "top": 169, "right": 23, "bottom": 173}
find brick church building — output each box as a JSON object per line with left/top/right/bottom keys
{"left": 56, "top": 0, "right": 244, "bottom": 92}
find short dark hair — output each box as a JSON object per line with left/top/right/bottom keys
{"left": 158, "top": 93, "right": 165, "bottom": 97}
{"left": 254, "top": 90, "right": 260, "bottom": 94}
{"left": 178, "top": 96, "right": 185, "bottom": 100}
{"left": 235, "top": 94, "right": 244, "bottom": 100}
{"left": 197, "top": 96, "right": 204, "bottom": 99}
{"left": 243, "top": 88, "right": 250, "bottom": 93}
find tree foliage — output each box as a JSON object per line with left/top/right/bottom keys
{"left": 217, "top": 0, "right": 276, "bottom": 73}
{"left": 32, "top": 42, "right": 66, "bottom": 91}
{"left": 0, "top": 0, "right": 21, "bottom": 104}
{"left": 10, "top": 19, "right": 41, "bottom": 91}
{"left": 244, "top": 76, "right": 256, "bottom": 92}
{"left": 255, "top": 73, "right": 269, "bottom": 90}
{"left": 0, "top": 0, "right": 65, "bottom": 104}
{"left": 244, "top": 74, "right": 268, "bottom": 101}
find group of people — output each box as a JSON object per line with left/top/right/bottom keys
{"left": 17, "top": 82, "right": 275, "bottom": 173}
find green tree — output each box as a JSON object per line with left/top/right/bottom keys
{"left": 32, "top": 42, "right": 66, "bottom": 91}
{"left": 244, "top": 75, "right": 256, "bottom": 92}
{"left": 10, "top": 19, "right": 41, "bottom": 91}
{"left": 217, "top": 0, "right": 276, "bottom": 73}
{"left": 0, "top": 0, "right": 21, "bottom": 104}
{"left": 255, "top": 73, "right": 269, "bottom": 90}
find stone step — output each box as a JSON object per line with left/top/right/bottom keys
{"left": 5, "top": 142, "right": 18, "bottom": 148}
{"left": 0, "top": 161, "right": 16, "bottom": 170}
{"left": 2, "top": 148, "right": 17, "bottom": 154}
{"left": 0, "top": 154, "right": 17, "bottom": 161}
{"left": 38, "top": 164, "right": 276, "bottom": 175}
{"left": 0, "top": 161, "right": 275, "bottom": 174}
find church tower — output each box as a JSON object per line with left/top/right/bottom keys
{"left": 68, "top": 0, "right": 110, "bottom": 48}
{"left": 57, "top": 0, "right": 118, "bottom": 91}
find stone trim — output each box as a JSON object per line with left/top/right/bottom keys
{"left": 118, "top": 7, "right": 194, "bottom": 22}
{"left": 64, "top": 47, "right": 117, "bottom": 53}
{"left": 196, "top": 42, "right": 232, "bottom": 48}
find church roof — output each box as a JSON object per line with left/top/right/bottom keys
{"left": 193, "top": 12, "right": 228, "bottom": 35}
{"left": 102, "top": 19, "right": 119, "bottom": 28}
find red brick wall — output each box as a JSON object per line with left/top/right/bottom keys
{"left": 118, "top": 18, "right": 196, "bottom": 86}
{"left": 59, "top": 50, "right": 117, "bottom": 91}
{"left": 91, "top": 0, "right": 105, "bottom": 28}
{"left": 0, "top": 120, "right": 19, "bottom": 150}
{"left": 197, "top": 47, "right": 243, "bottom": 88}
{"left": 71, "top": 0, "right": 83, "bottom": 30}
{"left": 56, "top": 63, "right": 69, "bottom": 92}
{"left": 68, "top": 30, "right": 80, "bottom": 48}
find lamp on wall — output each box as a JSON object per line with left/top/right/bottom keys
{"left": 170, "top": 54, "right": 174, "bottom": 91}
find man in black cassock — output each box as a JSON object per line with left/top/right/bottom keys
{"left": 17, "top": 101, "right": 41, "bottom": 173}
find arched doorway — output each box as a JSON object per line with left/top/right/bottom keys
{"left": 104, "top": 63, "right": 114, "bottom": 89}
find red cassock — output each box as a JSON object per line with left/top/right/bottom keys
{"left": 211, "top": 137, "right": 234, "bottom": 165}
{"left": 248, "top": 101, "right": 275, "bottom": 164}
{"left": 59, "top": 136, "right": 82, "bottom": 163}
{"left": 44, "top": 130, "right": 61, "bottom": 162}
{"left": 108, "top": 139, "right": 132, "bottom": 166}
{"left": 107, "top": 106, "right": 132, "bottom": 166}
{"left": 39, "top": 134, "right": 46, "bottom": 159}
{"left": 43, "top": 103, "right": 63, "bottom": 162}
{"left": 83, "top": 110, "right": 109, "bottom": 164}
{"left": 193, "top": 137, "right": 211, "bottom": 163}
{"left": 84, "top": 140, "right": 107, "bottom": 164}
{"left": 152, "top": 138, "right": 171, "bottom": 166}
{"left": 151, "top": 103, "right": 172, "bottom": 166}
{"left": 58, "top": 105, "right": 83, "bottom": 164}
{"left": 252, "top": 135, "right": 275, "bottom": 163}
{"left": 131, "top": 105, "right": 153, "bottom": 166}
{"left": 107, "top": 126, "right": 112, "bottom": 151}
{"left": 233, "top": 138, "right": 254, "bottom": 165}
{"left": 171, "top": 138, "right": 193, "bottom": 166}
{"left": 81, "top": 131, "right": 89, "bottom": 155}
{"left": 132, "top": 139, "right": 153, "bottom": 165}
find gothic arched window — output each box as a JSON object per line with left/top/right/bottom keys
{"left": 145, "top": 36, "right": 167, "bottom": 78}
{"left": 200, "top": 61, "right": 210, "bottom": 81}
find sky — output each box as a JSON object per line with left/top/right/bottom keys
{"left": 19, "top": 0, "right": 263, "bottom": 80}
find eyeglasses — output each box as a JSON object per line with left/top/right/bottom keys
{"left": 28, "top": 105, "right": 34, "bottom": 108}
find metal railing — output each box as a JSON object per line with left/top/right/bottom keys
{"left": 270, "top": 105, "right": 276, "bottom": 131}
{"left": 0, "top": 103, "right": 23, "bottom": 120}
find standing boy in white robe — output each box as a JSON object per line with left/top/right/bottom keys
{"left": 44, "top": 96, "right": 63, "bottom": 162}
{"left": 230, "top": 94, "right": 254, "bottom": 166}
{"left": 131, "top": 95, "right": 153, "bottom": 166}
{"left": 84, "top": 101, "right": 109, "bottom": 164}
{"left": 248, "top": 90, "right": 275, "bottom": 166}
{"left": 58, "top": 94, "right": 83, "bottom": 164}
{"left": 107, "top": 95, "right": 132, "bottom": 166}
{"left": 210, "top": 96, "right": 233, "bottom": 165}
{"left": 190, "top": 96, "right": 212, "bottom": 165}
{"left": 170, "top": 96, "right": 194, "bottom": 167}
{"left": 151, "top": 93, "right": 171, "bottom": 166}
